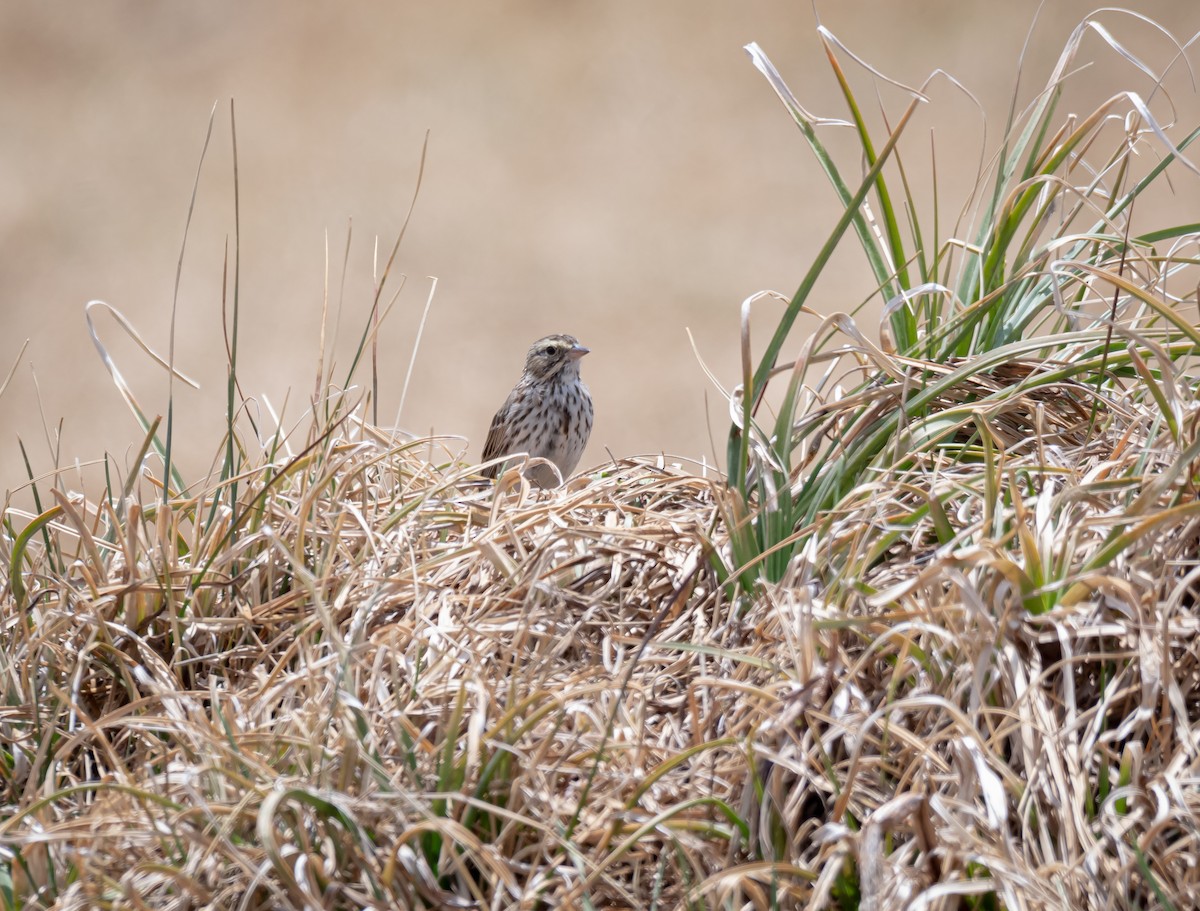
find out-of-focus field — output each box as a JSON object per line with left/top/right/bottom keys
{"left": 0, "top": 1, "right": 1197, "bottom": 487}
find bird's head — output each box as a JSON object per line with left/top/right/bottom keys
{"left": 523, "top": 334, "right": 589, "bottom": 383}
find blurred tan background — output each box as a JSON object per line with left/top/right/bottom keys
{"left": 1, "top": 2, "right": 1198, "bottom": 490}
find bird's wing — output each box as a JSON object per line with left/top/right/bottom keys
{"left": 480, "top": 390, "right": 517, "bottom": 478}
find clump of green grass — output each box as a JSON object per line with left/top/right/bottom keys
{"left": 3, "top": 10, "right": 1200, "bottom": 911}
{"left": 723, "top": 15, "right": 1200, "bottom": 603}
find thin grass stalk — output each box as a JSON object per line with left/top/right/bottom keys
{"left": 728, "top": 92, "right": 923, "bottom": 494}
{"left": 222, "top": 101, "right": 243, "bottom": 513}
{"left": 163, "top": 104, "right": 218, "bottom": 505}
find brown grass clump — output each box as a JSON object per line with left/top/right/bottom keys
{"left": 3, "top": 380, "right": 1200, "bottom": 909}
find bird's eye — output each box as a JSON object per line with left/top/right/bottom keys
{"left": 542, "top": 346, "right": 557, "bottom": 357}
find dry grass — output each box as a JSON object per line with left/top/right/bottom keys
{"left": 3, "top": 370, "right": 1200, "bottom": 909}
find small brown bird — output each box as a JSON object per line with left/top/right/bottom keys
{"left": 481, "top": 333, "right": 594, "bottom": 487}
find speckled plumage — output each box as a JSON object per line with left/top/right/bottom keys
{"left": 481, "top": 334, "right": 593, "bottom": 487}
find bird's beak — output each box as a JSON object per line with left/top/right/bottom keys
{"left": 568, "top": 344, "right": 590, "bottom": 361}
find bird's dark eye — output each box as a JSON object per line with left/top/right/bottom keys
{"left": 542, "top": 346, "right": 557, "bottom": 357}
